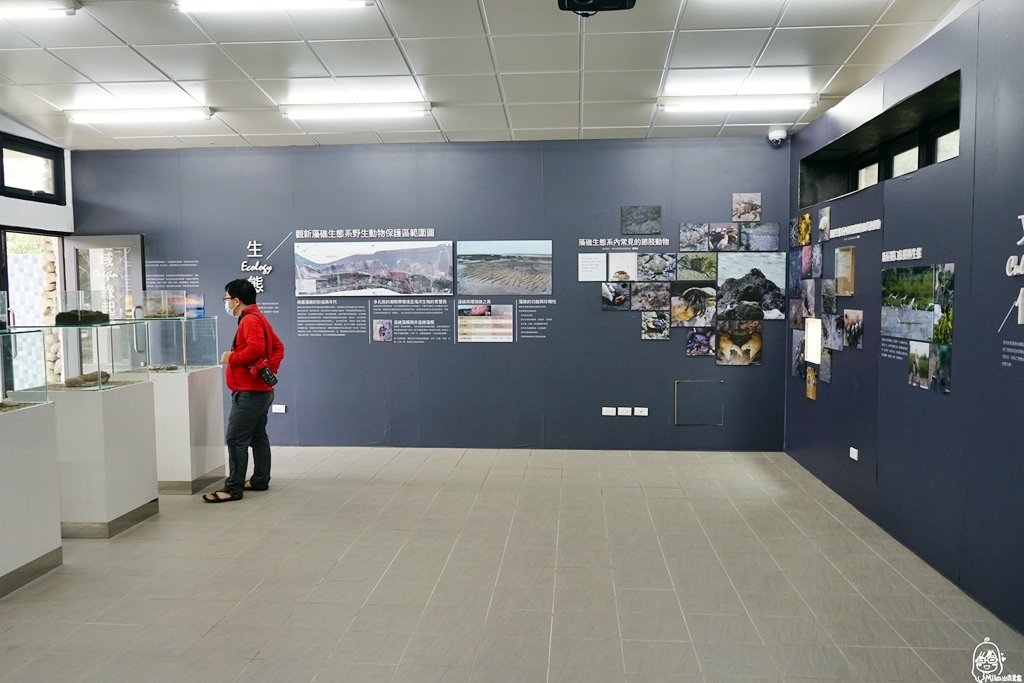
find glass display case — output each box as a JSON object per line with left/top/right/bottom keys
{"left": 0, "top": 329, "right": 48, "bottom": 411}
{"left": 147, "top": 316, "right": 219, "bottom": 372}
{"left": 16, "top": 320, "right": 149, "bottom": 391}
{"left": 144, "top": 290, "right": 186, "bottom": 319}
{"left": 54, "top": 290, "right": 119, "bottom": 325}
{"left": 185, "top": 293, "right": 205, "bottom": 319}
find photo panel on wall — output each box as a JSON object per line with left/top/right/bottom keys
{"left": 844, "top": 309, "right": 864, "bottom": 349}
{"left": 671, "top": 282, "right": 717, "bottom": 327}
{"left": 792, "top": 329, "right": 805, "bottom": 378}
{"left": 641, "top": 311, "right": 670, "bottom": 340}
{"left": 602, "top": 282, "right": 630, "bottom": 311}
{"left": 679, "top": 223, "right": 710, "bottom": 252}
{"left": 686, "top": 327, "right": 716, "bottom": 356}
{"left": 806, "top": 366, "right": 818, "bottom": 400}
{"left": 717, "top": 321, "right": 762, "bottom": 366}
{"left": 790, "top": 213, "right": 812, "bottom": 248}
{"left": 638, "top": 253, "right": 676, "bottom": 281}
{"left": 881, "top": 265, "right": 936, "bottom": 341}
{"left": 456, "top": 240, "right": 552, "bottom": 296}
{"left": 676, "top": 253, "right": 717, "bottom": 281}
{"left": 822, "top": 313, "right": 843, "bottom": 351}
{"left": 622, "top": 206, "right": 661, "bottom": 235}
{"left": 710, "top": 222, "right": 781, "bottom": 252}
{"left": 821, "top": 279, "right": 837, "bottom": 315}
{"left": 607, "top": 252, "right": 638, "bottom": 282}
{"left": 732, "top": 193, "right": 762, "bottom": 222}
{"left": 818, "top": 206, "right": 831, "bottom": 243}
{"left": 819, "top": 348, "right": 832, "bottom": 384}
{"left": 717, "top": 252, "right": 786, "bottom": 320}
{"left": 295, "top": 241, "right": 454, "bottom": 297}
{"left": 631, "top": 283, "right": 670, "bottom": 311}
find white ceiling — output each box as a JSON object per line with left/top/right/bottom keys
{"left": 0, "top": 0, "right": 974, "bottom": 150}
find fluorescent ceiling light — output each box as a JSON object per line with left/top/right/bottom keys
{"left": 281, "top": 103, "right": 431, "bottom": 120}
{"left": 0, "top": 2, "right": 78, "bottom": 18}
{"left": 174, "top": 0, "right": 373, "bottom": 11}
{"left": 657, "top": 95, "right": 818, "bottom": 113}
{"left": 65, "top": 108, "right": 212, "bottom": 124}
{"left": 804, "top": 317, "right": 822, "bottom": 365}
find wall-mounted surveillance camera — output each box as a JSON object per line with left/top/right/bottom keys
{"left": 768, "top": 129, "right": 788, "bottom": 147}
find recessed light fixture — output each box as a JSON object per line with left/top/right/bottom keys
{"left": 280, "top": 103, "right": 431, "bottom": 120}
{"left": 0, "top": 1, "right": 79, "bottom": 18}
{"left": 65, "top": 108, "right": 212, "bottom": 124}
{"left": 657, "top": 95, "right": 819, "bottom": 113}
{"left": 174, "top": 0, "right": 373, "bottom": 11}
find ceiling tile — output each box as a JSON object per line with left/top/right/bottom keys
{"left": 312, "top": 40, "right": 410, "bottom": 77}
{"left": 780, "top": 0, "right": 890, "bottom": 27}
{"left": 670, "top": 30, "right": 768, "bottom": 69}
{"left": 256, "top": 78, "right": 353, "bottom": 105}
{"left": 155, "top": 117, "right": 237, "bottom": 136}
{"left": 101, "top": 82, "right": 203, "bottom": 108}
{"left": 402, "top": 37, "right": 493, "bottom": 76}
{"left": 377, "top": 131, "right": 445, "bottom": 143}
{"left": 367, "top": 115, "right": 439, "bottom": 131}
{"left": 114, "top": 136, "right": 190, "bottom": 149}
{"left": 55, "top": 137, "right": 127, "bottom": 150}
{"left": 288, "top": 8, "right": 392, "bottom": 40}
{"left": 581, "top": 101, "right": 654, "bottom": 127}
{"left": 216, "top": 110, "right": 304, "bottom": 135}
{"left": 292, "top": 118, "right": 371, "bottom": 134}
{"left": 584, "top": 70, "right": 661, "bottom": 102}
{"left": 384, "top": 0, "right": 485, "bottom": 38}
{"left": 481, "top": 0, "right": 578, "bottom": 35}
{"left": 0, "top": 22, "right": 42, "bottom": 49}
{"left": 723, "top": 109, "right": 803, "bottom": 125}
{"left": 501, "top": 72, "right": 577, "bottom": 104}
{"left": 433, "top": 104, "right": 507, "bottom": 130}
{"left": 821, "top": 63, "right": 888, "bottom": 96}
{"left": 581, "top": 127, "right": 649, "bottom": 139}
{"left": 587, "top": 1, "right": 683, "bottom": 32}
{"left": 337, "top": 76, "right": 423, "bottom": 103}
{"left": 190, "top": 13, "right": 300, "bottom": 43}
{"left": 847, "top": 23, "right": 933, "bottom": 64}
{"left": 178, "top": 80, "right": 276, "bottom": 108}
{"left": 493, "top": 35, "right": 578, "bottom": 73}
{"left": 446, "top": 129, "right": 511, "bottom": 142}
{"left": 89, "top": 121, "right": 171, "bottom": 137}
{"left": 0, "top": 49, "right": 88, "bottom": 85}
{"left": 583, "top": 32, "right": 672, "bottom": 71}
{"left": 757, "top": 26, "right": 869, "bottom": 67}
{"left": 649, "top": 125, "right": 722, "bottom": 138}
{"left": 718, "top": 124, "right": 784, "bottom": 137}
{"left": 24, "top": 83, "right": 122, "bottom": 110}
{"left": 177, "top": 135, "right": 252, "bottom": 148}
{"left": 0, "top": 85, "right": 60, "bottom": 115}
{"left": 135, "top": 45, "right": 247, "bottom": 81}
{"left": 243, "top": 134, "right": 316, "bottom": 146}
{"left": 84, "top": 1, "right": 212, "bottom": 45}
{"left": 508, "top": 103, "right": 578, "bottom": 129}
{"left": 220, "top": 43, "right": 330, "bottom": 79}
{"left": 880, "top": 0, "right": 960, "bottom": 24}
{"left": 662, "top": 68, "right": 747, "bottom": 96}
{"left": 49, "top": 46, "right": 167, "bottom": 82}
{"left": 419, "top": 74, "right": 501, "bottom": 105}
{"left": 739, "top": 66, "right": 837, "bottom": 95}
{"left": 6, "top": 14, "right": 121, "bottom": 48}
{"left": 7, "top": 113, "right": 88, "bottom": 139}
{"left": 680, "top": 0, "right": 787, "bottom": 30}
{"left": 652, "top": 110, "right": 727, "bottom": 126}
{"left": 514, "top": 128, "right": 578, "bottom": 141}
{"left": 309, "top": 131, "right": 381, "bottom": 144}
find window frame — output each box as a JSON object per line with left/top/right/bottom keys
{"left": 850, "top": 151, "right": 881, "bottom": 191}
{"left": 886, "top": 131, "right": 922, "bottom": 179}
{"left": 928, "top": 113, "right": 961, "bottom": 165}
{"left": 0, "top": 134, "right": 66, "bottom": 206}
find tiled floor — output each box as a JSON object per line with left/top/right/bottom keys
{"left": 1, "top": 448, "right": 1021, "bottom": 683}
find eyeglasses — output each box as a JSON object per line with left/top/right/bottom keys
{"left": 223, "top": 297, "right": 235, "bottom": 301}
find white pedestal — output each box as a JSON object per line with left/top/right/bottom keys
{"left": 14, "top": 382, "right": 160, "bottom": 538}
{"left": 151, "top": 366, "right": 225, "bottom": 494}
{"left": 0, "top": 403, "right": 62, "bottom": 597}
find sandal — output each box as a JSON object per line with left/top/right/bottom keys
{"left": 203, "top": 488, "right": 242, "bottom": 503}
{"left": 244, "top": 480, "right": 268, "bottom": 491}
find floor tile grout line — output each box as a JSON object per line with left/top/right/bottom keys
{"left": 607, "top": 453, "right": 635, "bottom": 682}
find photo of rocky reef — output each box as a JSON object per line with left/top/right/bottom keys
{"left": 821, "top": 279, "right": 837, "bottom": 315}
{"left": 717, "top": 320, "right": 762, "bottom": 366}
{"left": 788, "top": 249, "right": 802, "bottom": 297}
{"left": 676, "top": 253, "right": 717, "bottom": 281}
{"left": 716, "top": 253, "right": 786, "bottom": 320}
{"left": 631, "top": 283, "right": 670, "bottom": 311}
{"left": 819, "top": 348, "right": 832, "bottom": 384}
{"left": 602, "top": 282, "right": 630, "bottom": 311}
{"left": 679, "top": 223, "right": 709, "bottom": 251}
{"left": 637, "top": 253, "right": 676, "bottom": 281}
{"left": 792, "top": 329, "right": 805, "bottom": 378}
{"left": 456, "top": 240, "right": 552, "bottom": 295}
{"left": 295, "top": 241, "right": 454, "bottom": 297}
{"left": 622, "top": 206, "right": 661, "bottom": 235}
{"left": 739, "top": 222, "right": 780, "bottom": 251}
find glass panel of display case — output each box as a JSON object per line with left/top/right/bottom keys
{"left": 144, "top": 290, "right": 186, "bottom": 318}
{"left": 74, "top": 247, "right": 135, "bottom": 319}
{"left": 185, "top": 317, "right": 218, "bottom": 368}
{"left": 17, "top": 321, "right": 150, "bottom": 391}
{"left": 185, "top": 293, "right": 205, "bottom": 319}
{"left": 0, "top": 329, "right": 48, "bottom": 410}
{"left": 148, "top": 316, "right": 219, "bottom": 372}
{"left": 54, "top": 290, "right": 112, "bottom": 325}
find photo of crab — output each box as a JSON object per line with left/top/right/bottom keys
{"left": 810, "top": 244, "right": 823, "bottom": 278}
{"left": 822, "top": 313, "right": 843, "bottom": 351}
{"left": 933, "top": 263, "right": 955, "bottom": 345}
{"left": 630, "top": 283, "right": 670, "bottom": 311}
{"left": 797, "top": 212, "right": 812, "bottom": 246}
{"left": 806, "top": 366, "right": 818, "bottom": 400}
{"left": 456, "top": 240, "right": 552, "bottom": 295}
{"left": 679, "top": 223, "right": 710, "bottom": 251}
{"left": 789, "top": 299, "right": 807, "bottom": 330}
{"left": 908, "top": 340, "right": 931, "bottom": 389}
{"left": 732, "top": 193, "right": 762, "bottom": 222}
{"left": 821, "top": 279, "right": 837, "bottom": 315}
{"left": 788, "top": 249, "right": 803, "bottom": 297}
{"left": 792, "top": 330, "right": 805, "bottom": 378}
{"left": 930, "top": 343, "right": 952, "bottom": 394}
{"left": 819, "top": 348, "right": 832, "bottom": 384}
{"left": 686, "top": 328, "right": 716, "bottom": 356}
{"left": 372, "top": 319, "right": 393, "bottom": 342}
{"left": 602, "top": 282, "right": 630, "bottom": 311}
{"left": 607, "top": 251, "right": 638, "bottom": 282}
{"left": 671, "top": 282, "right": 716, "bottom": 327}
{"left": 622, "top": 205, "right": 661, "bottom": 235}
{"left": 818, "top": 206, "right": 831, "bottom": 242}
{"left": 637, "top": 253, "right": 676, "bottom": 281}
{"left": 676, "top": 253, "right": 717, "bottom": 281}
{"left": 716, "top": 320, "right": 762, "bottom": 366}
{"left": 799, "top": 278, "right": 816, "bottom": 318}
{"left": 881, "top": 266, "right": 935, "bottom": 341}
{"left": 709, "top": 223, "right": 740, "bottom": 251}
{"left": 789, "top": 217, "right": 800, "bottom": 249}
{"left": 717, "top": 252, "right": 786, "bottom": 320}
{"left": 800, "top": 245, "right": 813, "bottom": 278}
{"left": 739, "top": 222, "right": 781, "bottom": 251}
{"left": 641, "top": 311, "right": 670, "bottom": 340}
{"left": 844, "top": 309, "right": 864, "bottom": 349}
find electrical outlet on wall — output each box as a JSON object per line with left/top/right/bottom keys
{"left": 634, "top": 407, "right": 648, "bottom": 416}
{"left": 272, "top": 404, "right": 286, "bottom": 414}
{"left": 602, "top": 407, "right": 616, "bottom": 416}
{"left": 850, "top": 447, "right": 858, "bottom": 461}
{"left": 617, "top": 407, "right": 632, "bottom": 416}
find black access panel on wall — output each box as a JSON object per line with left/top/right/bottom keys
{"left": 674, "top": 380, "right": 725, "bottom": 426}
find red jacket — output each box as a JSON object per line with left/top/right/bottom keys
{"left": 226, "top": 305, "right": 284, "bottom": 392}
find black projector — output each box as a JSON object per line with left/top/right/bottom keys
{"left": 558, "top": 0, "right": 636, "bottom": 12}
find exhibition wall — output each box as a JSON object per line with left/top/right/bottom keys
{"left": 72, "top": 137, "right": 790, "bottom": 452}
{"left": 786, "top": 0, "right": 1024, "bottom": 632}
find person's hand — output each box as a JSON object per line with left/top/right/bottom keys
{"left": 220, "top": 351, "right": 231, "bottom": 364}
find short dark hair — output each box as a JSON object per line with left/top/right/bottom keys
{"left": 225, "top": 279, "right": 257, "bottom": 305}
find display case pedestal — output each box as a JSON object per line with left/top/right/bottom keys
{"left": 152, "top": 366, "right": 225, "bottom": 494}
{"left": 15, "top": 381, "right": 160, "bottom": 539}
{"left": 0, "top": 403, "right": 62, "bottom": 597}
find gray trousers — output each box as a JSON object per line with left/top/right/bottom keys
{"left": 224, "top": 390, "right": 275, "bottom": 495}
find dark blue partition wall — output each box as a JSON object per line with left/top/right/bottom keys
{"left": 787, "top": 0, "right": 1024, "bottom": 632}
{"left": 72, "top": 137, "right": 790, "bottom": 452}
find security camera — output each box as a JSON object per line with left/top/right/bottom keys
{"left": 768, "top": 129, "right": 788, "bottom": 147}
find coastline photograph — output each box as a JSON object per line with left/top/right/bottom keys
{"left": 456, "top": 240, "right": 552, "bottom": 295}
{"left": 295, "top": 241, "right": 454, "bottom": 297}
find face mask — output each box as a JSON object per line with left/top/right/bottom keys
{"left": 225, "top": 299, "right": 236, "bottom": 316}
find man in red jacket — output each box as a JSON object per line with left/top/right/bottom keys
{"left": 204, "top": 279, "right": 284, "bottom": 503}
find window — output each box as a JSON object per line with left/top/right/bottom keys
{"left": 935, "top": 129, "right": 960, "bottom": 163}
{"left": 857, "top": 163, "right": 879, "bottom": 190}
{"left": 891, "top": 147, "right": 919, "bottom": 177}
{"left": 0, "top": 135, "right": 65, "bottom": 205}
